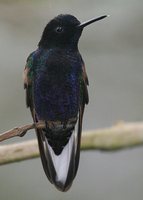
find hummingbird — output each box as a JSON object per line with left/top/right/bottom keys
{"left": 23, "top": 14, "right": 107, "bottom": 191}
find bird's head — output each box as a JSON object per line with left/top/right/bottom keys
{"left": 38, "top": 14, "right": 108, "bottom": 50}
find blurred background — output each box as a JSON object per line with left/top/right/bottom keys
{"left": 0, "top": 0, "right": 143, "bottom": 199}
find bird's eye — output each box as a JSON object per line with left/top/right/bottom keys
{"left": 55, "top": 26, "right": 64, "bottom": 33}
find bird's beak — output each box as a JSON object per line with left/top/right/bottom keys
{"left": 77, "top": 15, "right": 109, "bottom": 29}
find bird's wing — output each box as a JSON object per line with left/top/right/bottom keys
{"left": 73, "top": 59, "right": 89, "bottom": 177}
{"left": 81, "top": 61, "right": 89, "bottom": 105}
{"left": 23, "top": 54, "right": 33, "bottom": 109}
{"left": 23, "top": 52, "right": 52, "bottom": 181}
{"left": 23, "top": 53, "right": 34, "bottom": 115}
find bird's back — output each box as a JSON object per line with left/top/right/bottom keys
{"left": 33, "top": 48, "right": 82, "bottom": 122}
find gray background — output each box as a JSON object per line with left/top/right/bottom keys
{"left": 0, "top": 0, "right": 143, "bottom": 199}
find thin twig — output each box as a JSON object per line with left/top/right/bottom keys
{"left": 0, "top": 122, "right": 45, "bottom": 142}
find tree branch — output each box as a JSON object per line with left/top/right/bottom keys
{"left": 1, "top": 121, "right": 143, "bottom": 165}
{"left": 0, "top": 122, "right": 45, "bottom": 142}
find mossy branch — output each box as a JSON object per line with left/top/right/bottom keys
{"left": 0, "top": 121, "right": 143, "bottom": 165}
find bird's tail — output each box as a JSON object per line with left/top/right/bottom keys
{"left": 36, "top": 117, "right": 82, "bottom": 192}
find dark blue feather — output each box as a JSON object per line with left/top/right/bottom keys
{"left": 32, "top": 48, "right": 82, "bottom": 121}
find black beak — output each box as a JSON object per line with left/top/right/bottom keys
{"left": 77, "top": 15, "right": 109, "bottom": 29}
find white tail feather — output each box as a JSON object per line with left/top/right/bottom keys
{"left": 46, "top": 134, "right": 75, "bottom": 184}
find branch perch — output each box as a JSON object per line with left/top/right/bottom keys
{"left": 1, "top": 121, "right": 143, "bottom": 165}
{"left": 0, "top": 122, "right": 45, "bottom": 142}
